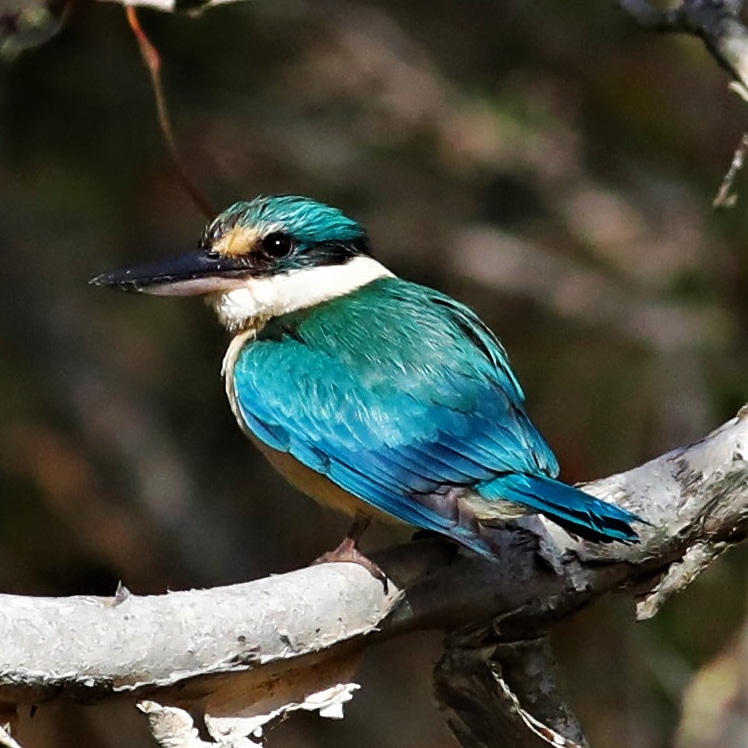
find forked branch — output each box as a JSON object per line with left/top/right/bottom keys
{"left": 0, "top": 409, "right": 745, "bottom": 747}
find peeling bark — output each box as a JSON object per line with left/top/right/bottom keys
{"left": 0, "top": 409, "right": 745, "bottom": 746}
{"left": 434, "top": 634, "right": 588, "bottom": 748}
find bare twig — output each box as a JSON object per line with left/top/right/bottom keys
{"left": 620, "top": 0, "right": 748, "bottom": 90}
{"left": 620, "top": 1, "right": 748, "bottom": 204}
{"left": 714, "top": 131, "right": 748, "bottom": 206}
{"left": 126, "top": 7, "right": 216, "bottom": 219}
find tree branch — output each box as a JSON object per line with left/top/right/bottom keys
{"left": 0, "top": 408, "right": 745, "bottom": 746}
{"left": 619, "top": 1, "right": 748, "bottom": 205}
{"left": 434, "top": 633, "right": 589, "bottom": 748}
{"left": 620, "top": 0, "right": 748, "bottom": 90}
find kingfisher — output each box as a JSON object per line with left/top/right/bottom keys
{"left": 91, "top": 195, "right": 642, "bottom": 573}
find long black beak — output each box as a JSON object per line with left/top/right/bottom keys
{"left": 89, "top": 251, "right": 248, "bottom": 297}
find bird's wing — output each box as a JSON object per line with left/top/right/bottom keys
{"left": 230, "top": 279, "right": 559, "bottom": 547}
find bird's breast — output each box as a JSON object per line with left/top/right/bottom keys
{"left": 221, "top": 330, "right": 398, "bottom": 525}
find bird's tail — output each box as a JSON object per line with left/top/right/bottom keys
{"left": 478, "top": 473, "right": 642, "bottom": 544}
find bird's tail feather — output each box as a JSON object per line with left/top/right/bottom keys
{"left": 478, "top": 473, "right": 642, "bottom": 544}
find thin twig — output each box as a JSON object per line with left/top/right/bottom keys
{"left": 126, "top": 7, "right": 216, "bottom": 220}
{"left": 713, "top": 131, "right": 748, "bottom": 207}
{"left": 620, "top": 1, "right": 748, "bottom": 207}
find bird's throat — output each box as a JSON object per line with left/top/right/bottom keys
{"left": 210, "top": 255, "right": 394, "bottom": 334}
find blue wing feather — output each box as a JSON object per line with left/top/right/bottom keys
{"left": 231, "top": 278, "right": 640, "bottom": 550}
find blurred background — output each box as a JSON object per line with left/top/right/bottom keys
{"left": 1, "top": 1, "right": 747, "bottom": 746}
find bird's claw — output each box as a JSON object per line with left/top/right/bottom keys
{"left": 313, "top": 537, "right": 389, "bottom": 593}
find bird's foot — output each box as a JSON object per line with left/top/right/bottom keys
{"left": 313, "top": 537, "right": 389, "bottom": 593}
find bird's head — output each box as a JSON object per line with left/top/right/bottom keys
{"left": 91, "top": 196, "right": 392, "bottom": 332}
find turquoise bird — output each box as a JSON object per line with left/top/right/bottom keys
{"left": 92, "top": 195, "right": 642, "bottom": 571}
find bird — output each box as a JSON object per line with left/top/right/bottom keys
{"left": 91, "top": 195, "right": 643, "bottom": 574}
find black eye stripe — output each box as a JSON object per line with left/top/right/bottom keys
{"left": 259, "top": 232, "right": 294, "bottom": 259}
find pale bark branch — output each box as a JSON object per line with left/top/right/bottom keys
{"left": 0, "top": 724, "right": 22, "bottom": 748}
{"left": 619, "top": 0, "right": 748, "bottom": 92}
{"left": 0, "top": 408, "right": 746, "bottom": 746}
{"left": 619, "top": 0, "right": 748, "bottom": 205}
{"left": 434, "top": 634, "right": 589, "bottom": 748}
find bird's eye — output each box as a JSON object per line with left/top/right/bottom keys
{"left": 259, "top": 232, "right": 294, "bottom": 259}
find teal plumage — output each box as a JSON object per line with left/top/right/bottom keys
{"left": 230, "top": 277, "right": 638, "bottom": 557}
{"left": 92, "top": 194, "right": 643, "bottom": 561}
{"left": 214, "top": 197, "right": 367, "bottom": 248}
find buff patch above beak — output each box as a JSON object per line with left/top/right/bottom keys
{"left": 212, "top": 224, "right": 266, "bottom": 258}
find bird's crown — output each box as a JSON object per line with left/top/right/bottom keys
{"left": 201, "top": 195, "right": 371, "bottom": 274}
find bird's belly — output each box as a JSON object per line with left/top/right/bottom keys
{"left": 251, "top": 436, "right": 401, "bottom": 525}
